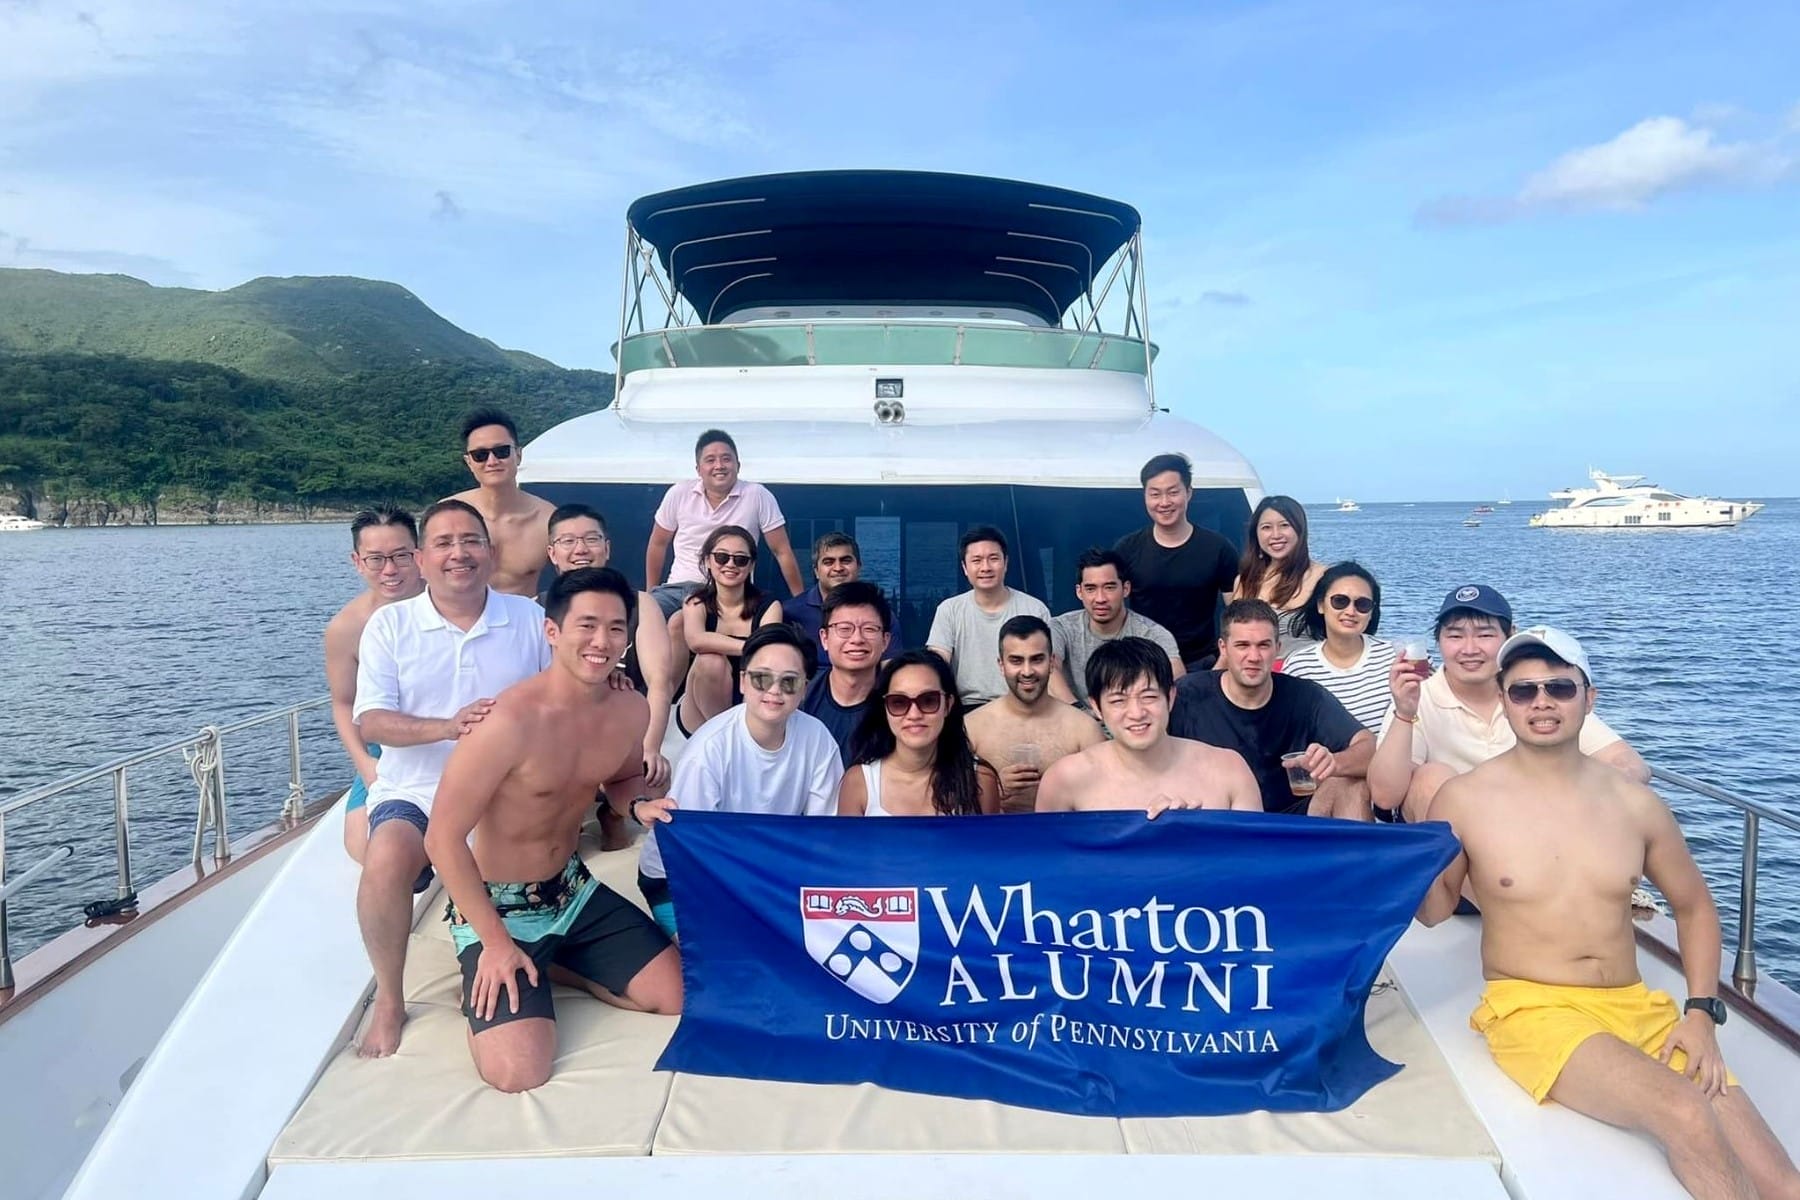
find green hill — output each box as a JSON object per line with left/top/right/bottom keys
{"left": 0, "top": 269, "right": 614, "bottom": 523}
{"left": 0, "top": 268, "right": 554, "bottom": 380}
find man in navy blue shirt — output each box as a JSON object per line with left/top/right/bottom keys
{"left": 800, "top": 581, "right": 893, "bottom": 765}
{"left": 787, "top": 532, "right": 862, "bottom": 651}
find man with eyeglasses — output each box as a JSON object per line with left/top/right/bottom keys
{"left": 635, "top": 623, "right": 843, "bottom": 939}
{"left": 446, "top": 408, "right": 556, "bottom": 598}
{"left": 1369, "top": 584, "right": 1647, "bottom": 823}
{"left": 542, "top": 502, "right": 675, "bottom": 795}
{"left": 351, "top": 499, "right": 552, "bottom": 1058}
{"left": 1169, "top": 599, "right": 1372, "bottom": 819}
{"left": 966, "top": 616, "right": 1104, "bottom": 813}
{"left": 801, "top": 581, "right": 895, "bottom": 765}
{"left": 324, "top": 505, "right": 425, "bottom": 864}
{"left": 1051, "top": 547, "right": 1184, "bottom": 708}
{"left": 1039, "top": 637, "right": 1261, "bottom": 816}
{"left": 1417, "top": 628, "right": 1800, "bottom": 1198}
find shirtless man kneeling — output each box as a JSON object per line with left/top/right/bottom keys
{"left": 1037, "top": 637, "right": 1262, "bottom": 816}
{"left": 1418, "top": 627, "right": 1798, "bottom": 1200}
{"left": 425, "top": 567, "right": 682, "bottom": 1093}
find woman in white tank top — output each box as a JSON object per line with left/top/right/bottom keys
{"left": 836, "top": 650, "right": 995, "bottom": 816}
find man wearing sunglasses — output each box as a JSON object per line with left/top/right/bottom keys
{"left": 636, "top": 623, "right": 844, "bottom": 938}
{"left": 1370, "top": 584, "right": 1647, "bottom": 823}
{"left": 446, "top": 408, "right": 556, "bottom": 599}
{"left": 801, "top": 581, "right": 894, "bottom": 765}
{"left": 1418, "top": 628, "right": 1799, "bottom": 1199}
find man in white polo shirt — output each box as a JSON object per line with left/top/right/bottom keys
{"left": 644, "top": 428, "right": 805, "bottom": 620}
{"left": 352, "top": 498, "right": 550, "bottom": 1058}
{"left": 1369, "top": 583, "right": 1647, "bottom": 823}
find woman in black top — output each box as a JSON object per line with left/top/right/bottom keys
{"left": 676, "top": 524, "right": 783, "bottom": 735}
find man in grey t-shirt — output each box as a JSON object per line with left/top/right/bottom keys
{"left": 1052, "top": 547, "right": 1185, "bottom": 706}
{"left": 928, "top": 524, "right": 1073, "bottom": 707}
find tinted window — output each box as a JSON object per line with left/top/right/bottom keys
{"left": 528, "top": 483, "right": 1250, "bottom": 648}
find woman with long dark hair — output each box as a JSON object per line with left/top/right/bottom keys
{"left": 1231, "top": 495, "right": 1326, "bottom": 658}
{"left": 677, "top": 524, "right": 783, "bottom": 734}
{"left": 1278, "top": 561, "right": 1397, "bottom": 732}
{"left": 838, "top": 650, "right": 994, "bottom": 816}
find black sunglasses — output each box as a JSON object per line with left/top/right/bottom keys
{"left": 1504, "top": 678, "right": 1582, "bottom": 704}
{"left": 465, "top": 444, "right": 515, "bottom": 463}
{"left": 883, "top": 690, "right": 945, "bottom": 717}
{"left": 1328, "top": 593, "right": 1374, "bottom": 613}
{"left": 710, "top": 550, "right": 753, "bottom": 568}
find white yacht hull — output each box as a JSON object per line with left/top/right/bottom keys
{"left": 1531, "top": 501, "right": 1763, "bottom": 529}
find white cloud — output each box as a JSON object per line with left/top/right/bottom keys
{"left": 1420, "top": 110, "right": 1797, "bottom": 225}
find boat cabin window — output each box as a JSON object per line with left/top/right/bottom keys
{"left": 529, "top": 483, "right": 1251, "bottom": 648}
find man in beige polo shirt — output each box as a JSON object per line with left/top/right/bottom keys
{"left": 1368, "top": 584, "right": 1647, "bottom": 823}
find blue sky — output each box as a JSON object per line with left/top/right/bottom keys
{"left": 3, "top": 0, "right": 1797, "bottom": 500}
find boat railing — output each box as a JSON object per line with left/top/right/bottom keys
{"left": 0, "top": 695, "right": 331, "bottom": 990}
{"left": 615, "top": 321, "right": 1156, "bottom": 379}
{"left": 1650, "top": 765, "right": 1800, "bottom": 991}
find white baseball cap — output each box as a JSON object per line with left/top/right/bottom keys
{"left": 1497, "top": 625, "right": 1593, "bottom": 686}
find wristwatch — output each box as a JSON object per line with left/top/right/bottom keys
{"left": 628, "top": 796, "right": 651, "bottom": 827}
{"left": 1684, "top": 996, "right": 1727, "bottom": 1026}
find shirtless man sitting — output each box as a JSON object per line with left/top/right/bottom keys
{"left": 1037, "top": 637, "right": 1262, "bottom": 817}
{"left": 424, "top": 567, "right": 682, "bottom": 1094}
{"left": 966, "top": 616, "right": 1103, "bottom": 812}
{"left": 1417, "top": 627, "right": 1798, "bottom": 1200}
{"left": 323, "top": 505, "right": 423, "bottom": 863}
{"left": 446, "top": 407, "right": 555, "bottom": 597}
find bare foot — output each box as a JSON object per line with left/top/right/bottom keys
{"left": 357, "top": 996, "right": 407, "bottom": 1058}
{"left": 597, "top": 806, "right": 632, "bottom": 852}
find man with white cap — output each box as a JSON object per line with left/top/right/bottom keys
{"left": 1417, "top": 627, "right": 1799, "bottom": 1199}
{"left": 1369, "top": 583, "right": 1646, "bottom": 822}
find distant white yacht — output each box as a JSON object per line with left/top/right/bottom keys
{"left": 1335, "top": 498, "right": 1361, "bottom": 512}
{"left": 1530, "top": 469, "right": 1764, "bottom": 529}
{"left": 0, "top": 514, "right": 45, "bottom": 531}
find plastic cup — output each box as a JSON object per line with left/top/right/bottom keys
{"left": 1013, "top": 743, "right": 1042, "bottom": 771}
{"left": 1398, "top": 638, "right": 1434, "bottom": 679}
{"left": 1281, "top": 752, "right": 1317, "bottom": 796}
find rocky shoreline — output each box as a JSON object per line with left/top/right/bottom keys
{"left": 2, "top": 487, "right": 371, "bottom": 527}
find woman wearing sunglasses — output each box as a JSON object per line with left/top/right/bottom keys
{"left": 838, "top": 651, "right": 996, "bottom": 816}
{"left": 677, "top": 524, "right": 783, "bottom": 736}
{"left": 1278, "top": 561, "right": 1397, "bottom": 733}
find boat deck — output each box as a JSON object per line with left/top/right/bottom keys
{"left": 271, "top": 835, "right": 1499, "bottom": 1168}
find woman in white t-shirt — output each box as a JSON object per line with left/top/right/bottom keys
{"left": 1278, "top": 562, "right": 1397, "bottom": 733}
{"left": 837, "top": 651, "right": 996, "bottom": 816}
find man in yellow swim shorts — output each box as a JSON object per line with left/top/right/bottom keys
{"left": 1417, "top": 627, "right": 1798, "bottom": 1200}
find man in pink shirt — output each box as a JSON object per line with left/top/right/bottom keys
{"left": 644, "top": 429, "right": 805, "bottom": 620}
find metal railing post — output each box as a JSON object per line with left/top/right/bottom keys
{"left": 211, "top": 731, "right": 231, "bottom": 866}
{"left": 110, "top": 766, "right": 134, "bottom": 900}
{"left": 281, "top": 709, "right": 306, "bottom": 825}
{"left": 0, "top": 812, "right": 11, "bottom": 991}
{"left": 1734, "top": 811, "right": 1759, "bottom": 989}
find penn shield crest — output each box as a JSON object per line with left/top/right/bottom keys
{"left": 801, "top": 887, "right": 919, "bottom": 1004}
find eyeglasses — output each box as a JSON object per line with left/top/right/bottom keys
{"left": 551, "top": 534, "right": 607, "bottom": 549}
{"left": 360, "top": 550, "right": 416, "bottom": 569}
{"left": 743, "top": 669, "right": 804, "bottom": 696}
{"left": 1504, "top": 678, "right": 1582, "bottom": 704}
{"left": 825, "top": 621, "right": 886, "bottom": 639}
{"left": 464, "top": 444, "right": 515, "bottom": 463}
{"left": 1328, "top": 594, "right": 1375, "bottom": 614}
{"left": 710, "top": 550, "right": 753, "bottom": 568}
{"left": 428, "top": 535, "right": 488, "bottom": 551}
{"left": 883, "top": 690, "right": 945, "bottom": 717}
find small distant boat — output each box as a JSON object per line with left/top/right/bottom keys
{"left": 1496, "top": 491, "right": 1512, "bottom": 506}
{"left": 1335, "top": 498, "right": 1361, "bottom": 513}
{"left": 1462, "top": 516, "right": 1482, "bottom": 528}
{"left": 1530, "top": 469, "right": 1764, "bottom": 530}
{"left": 0, "top": 514, "right": 46, "bottom": 532}
{"left": 1471, "top": 505, "right": 1494, "bottom": 515}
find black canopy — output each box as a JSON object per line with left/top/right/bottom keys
{"left": 626, "top": 170, "right": 1141, "bottom": 327}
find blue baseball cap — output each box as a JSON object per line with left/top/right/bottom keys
{"left": 1435, "top": 583, "right": 1512, "bottom": 625}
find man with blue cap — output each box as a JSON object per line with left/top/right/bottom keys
{"left": 1368, "top": 583, "right": 1646, "bottom": 822}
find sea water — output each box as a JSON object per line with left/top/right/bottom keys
{"left": 2, "top": 503, "right": 1796, "bottom": 983}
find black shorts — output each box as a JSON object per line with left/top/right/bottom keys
{"left": 450, "top": 857, "right": 672, "bottom": 1034}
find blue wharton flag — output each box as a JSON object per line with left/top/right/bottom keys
{"left": 654, "top": 810, "right": 1460, "bottom": 1118}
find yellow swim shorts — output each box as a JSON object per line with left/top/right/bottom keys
{"left": 1470, "top": 978, "right": 1736, "bottom": 1103}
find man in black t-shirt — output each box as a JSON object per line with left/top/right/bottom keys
{"left": 1169, "top": 599, "right": 1373, "bottom": 818}
{"left": 799, "top": 581, "right": 893, "bottom": 765}
{"left": 1114, "top": 453, "right": 1240, "bottom": 671}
